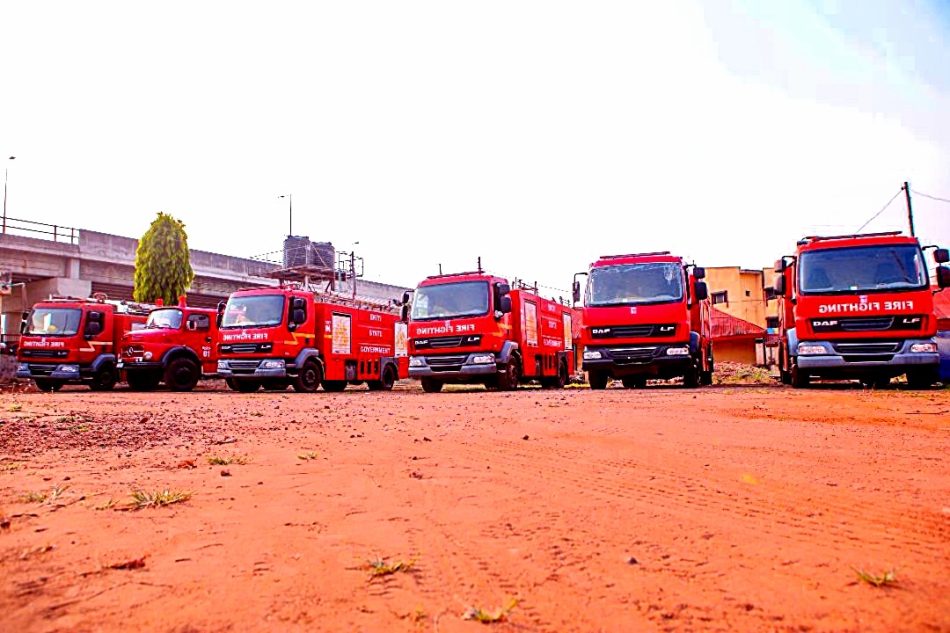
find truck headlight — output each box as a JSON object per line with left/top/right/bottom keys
{"left": 17, "top": 363, "right": 29, "bottom": 373}
{"left": 409, "top": 356, "right": 424, "bottom": 367}
{"left": 261, "top": 359, "right": 285, "bottom": 370}
{"left": 57, "top": 364, "right": 80, "bottom": 374}
{"left": 583, "top": 350, "right": 603, "bottom": 360}
{"left": 471, "top": 354, "right": 495, "bottom": 364}
{"left": 909, "top": 342, "right": 936, "bottom": 353}
{"left": 797, "top": 344, "right": 826, "bottom": 356}
{"left": 217, "top": 360, "right": 228, "bottom": 371}
{"left": 665, "top": 346, "right": 689, "bottom": 356}
{"left": 143, "top": 351, "right": 153, "bottom": 360}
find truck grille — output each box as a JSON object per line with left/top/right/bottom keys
{"left": 413, "top": 335, "right": 481, "bottom": 350}
{"left": 609, "top": 346, "right": 657, "bottom": 364}
{"left": 832, "top": 341, "right": 901, "bottom": 355}
{"left": 220, "top": 343, "right": 272, "bottom": 354}
{"left": 27, "top": 364, "right": 56, "bottom": 375}
{"left": 839, "top": 317, "right": 894, "bottom": 332}
{"left": 591, "top": 325, "right": 674, "bottom": 339}
{"left": 426, "top": 355, "right": 468, "bottom": 372}
{"left": 20, "top": 349, "right": 69, "bottom": 359}
{"left": 227, "top": 360, "right": 262, "bottom": 373}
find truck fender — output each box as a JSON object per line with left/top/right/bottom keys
{"left": 91, "top": 354, "right": 117, "bottom": 373}
{"left": 786, "top": 328, "right": 800, "bottom": 358}
{"left": 293, "top": 348, "right": 322, "bottom": 371}
{"left": 160, "top": 346, "right": 200, "bottom": 367}
{"left": 498, "top": 341, "right": 520, "bottom": 364}
{"left": 689, "top": 332, "right": 701, "bottom": 355}
{"left": 379, "top": 356, "right": 397, "bottom": 380}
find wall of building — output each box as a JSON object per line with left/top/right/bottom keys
{"left": 706, "top": 267, "right": 768, "bottom": 327}
{"left": 713, "top": 337, "right": 757, "bottom": 364}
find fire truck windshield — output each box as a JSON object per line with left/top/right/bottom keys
{"left": 411, "top": 282, "right": 490, "bottom": 320}
{"left": 799, "top": 245, "right": 927, "bottom": 294}
{"left": 221, "top": 295, "right": 285, "bottom": 328}
{"left": 587, "top": 263, "right": 684, "bottom": 306}
{"left": 27, "top": 307, "right": 83, "bottom": 336}
{"left": 145, "top": 308, "right": 183, "bottom": 330}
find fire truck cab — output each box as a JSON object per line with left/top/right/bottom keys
{"left": 118, "top": 298, "right": 219, "bottom": 391}
{"left": 774, "top": 232, "right": 949, "bottom": 388}
{"left": 573, "top": 252, "right": 712, "bottom": 389}
{"left": 16, "top": 296, "right": 149, "bottom": 392}
{"left": 407, "top": 271, "right": 575, "bottom": 392}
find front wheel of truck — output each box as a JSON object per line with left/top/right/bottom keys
{"left": 790, "top": 361, "right": 810, "bottom": 388}
{"left": 496, "top": 357, "right": 521, "bottom": 391}
{"left": 588, "top": 370, "right": 609, "bottom": 390}
{"left": 227, "top": 378, "right": 261, "bottom": 393}
{"left": 420, "top": 378, "right": 443, "bottom": 393}
{"left": 89, "top": 363, "right": 117, "bottom": 391}
{"left": 165, "top": 357, "right": 200, "bottom": 392}
{"left": 292, "top": 360, "right": 322, "bottom": 393}
{"left": 34, "top": 379, "right": 63, "bottom": 393}
{"left": 906, "top": 368, "right": 938, "bottom": 390}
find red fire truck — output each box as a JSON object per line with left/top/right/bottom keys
{"left": 773, "top": 232, "right": 949, "bottom": 388}
{"left": 16, "top": 295, "right": 150, "bottom": 392}
{"left": 117, "top": 297, "right": 219, "bottom": 391}
{"left": 573, "top": 252, "right": 712, "bottom": 389}
{"left": 407, "top": 271, "right": 575, "bottom": 392}
{"left": 215, "top": 286, "right": 408, "bottom": 392}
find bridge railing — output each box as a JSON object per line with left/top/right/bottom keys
{"left": 1, "top": 216, "right": 79, "bottom": 245}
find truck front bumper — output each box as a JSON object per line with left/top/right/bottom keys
{"left": 581, "top": 344, "right": 693, "bottom": 379}
{"left": 217, "top": 358, "right": 295, "bottom": 379}
{"left": 408, "top": 353, "right": 499, "bottom": 381}
{"left": 16, "top": 362, "right": 84, "bottom": 382}
{"left": 117, "top": 361, "right": 163, "bottom": 371}
{"left": 796, "top": 338, "right": 938, "bottom": 376}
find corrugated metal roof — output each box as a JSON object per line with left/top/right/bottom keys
{"left": 711, "top": 308, "right": 765, "bottom": 339}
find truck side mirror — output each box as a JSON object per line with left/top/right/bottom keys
{"left": 572, "top": 280, "right": 581, "bottom": 304}
{"left": 401, "top": 304, "right": 410, "bottom": 321}
{"left": 216, "top": 301, "right": 226, "bottom": 327}
{"left": 20, "top": 311, "right": 29, "bottom": 334}
{"left": 937, "top": 266, "right": 950, "bottom": 289}
{"left": 402, "top": 291, "right": 411, "bottom": 304}
{"left": 694, "top": 281, "right": 709, "bottom": 301}
{"left": 934, "top": 248, "right": 950, "bottom": 264}
{"left": 498, "top": 295, "right": 512, "bottom": 316}
{"left": 774, "top": 276, "right": 786, "bottom": 296}
{"left": 774, "top": 259, "right": 786, "bottom": 273}
{"left": 291, "top": 308, "right": 306, "bottom": 325}
{"left": 85, "top": 312, "right": 103, "bottom": 337}
{"left": 693, "top": 267, "right": 706, "bottom": 280}
{"left": 291, "top": 297, "right": 307, "bottom": 311}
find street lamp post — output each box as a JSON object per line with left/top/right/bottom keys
{"left": 279, "top": 194, "right": 292, "bottom": 236}
{"left": 2, "top": 156, "right": 15, "bottom": 235}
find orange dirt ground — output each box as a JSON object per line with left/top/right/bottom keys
{"left": 1, "top": 382, "right": 948, "bottom": 632}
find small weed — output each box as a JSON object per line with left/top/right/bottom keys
{"left": 21, "top": 484, "right": 68, "bottom": 504}
{"left": 70, "top": 424, "right": 90, "bottom": 433}
{"left": 130, "top": 489, "right": 192, "bottom": 510}
{"left": 8, "top": 403, "right": 22, "bottom": 412}
{"left": 95, "top": 498, "right": 117, "bottom": 511}
{"left": 207, "top": 454, "right": 249, "bottom": 466}
{"left": 1, "top": 463, "right": 22, "bottom": 472}
{"left": 462, "top": 598, "right": 519, "bottom": 623}
{"left": 250, "top": 411, "right": 264, "bottom": 417}
{"left": 366, "top": 556, "right": 415, "bottom": 578}
{"left": 20, "top": 544, "right": 54, "bottom": 560}
{"left": 298, "top": 451, "right": 318, "bottom": 461}
{"left": 854, "top": 567, "right": 897, "bottom": 587}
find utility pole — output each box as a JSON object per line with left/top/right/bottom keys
{"left": 3, "top": 156, "right": 15, "bottom": 235}
{"left": 279, "top": 194, "right": 292, "bottom": 236}
{"left": 903, "top": 181, "right": 915, "bottom": 237}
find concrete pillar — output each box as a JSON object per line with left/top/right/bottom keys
{"left": 66, "top": 257, "right": 81, "bottom": 279}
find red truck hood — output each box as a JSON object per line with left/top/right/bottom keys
{"left": 122, "top": 328, "right": 178, "bottom": 346}
{"left": 795, "top": 290, "right": 936, "bottom": 338}
{"left": 409, "top": 316, "right": 506, "bottom": 354}
{"left": 580, "top": 302, "right": 689, "bottom": 344}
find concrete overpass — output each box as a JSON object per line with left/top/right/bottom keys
{"left": 0, "top": 217, "right": 409, "bottom": 345}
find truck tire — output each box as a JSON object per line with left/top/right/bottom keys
{"left": 621, "top": 376, "right": 646, "bottom": 389}
{"left": 496, "top": 357, "right": 520, "bottom": 391}
{"left": 683, "top": 362, "right": 700, "bottom": 388}
{"left": 699, "top": 369, "right": 713, "bottom": 386}
{"left": 906, "top": 368, "right": 938, "bottom": 390}
{"left": 34, "top": 379, "right": 63, "bottom": 393}
{"left": 89, "top": 363, "right": 117, "bottom": 391}
{"left": 127, "top": 371, "right": 161, "bottom": 391}
{"left": 588, "top": 371, "right": 609, "bottom": 390}
{"left": 790, "top": 361, "right": 810, "bottom": 388}
{"left": 227, "top": 379, "right": 261, "bottom": 393}
{"left": 262, "top": 380, "right": 289, "bottom": 391}
{"left": 165, "top": 357, "right": 200, "bottom": 392}
{"left": 420, "top": 378, "right": 443, "bottom": 393}
{"left": 322, "top": 380, "right": 347, "bottom": 392}
{"left": 292, "top": 360, "right": 322, "bottom": 393}
{"left": 368, "top": 365, "right": 396, "bottom": 391}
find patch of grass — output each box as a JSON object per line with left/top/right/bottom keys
{"left": 21, "top": 484, "right": 68, "bottom": 504}
{"left": 462, "top": 598, "right": 519, "bottom": 623}
{"left": 8, "top": 403, "right": 22, "bottom": 412}
{"left": 207, "top": 454, "right": 249, "bottom": 466}
{"left": 854, "top": 567, "right": 897, "bottom": 587}
{"left": 365, "top": 556, "right": 415, "bottom": 578}
{"left": 1, "top": 463, "right": 22, "bottom": 472}
{"left": 20, "top": 544, "right": 54, "bottom": 560}
{"left": 130, "top": 489, "right": 192, "bottom": 510}
{"left": 297, "top": 451, "right": 318, "bottom": 461}
{"left": 95, "top": 498, "right": 117, "bottom": 511}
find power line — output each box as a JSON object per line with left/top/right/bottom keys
{"left": 855, "top": 188, "right": 904, "bottom": 233}
{"left": 911, "top": 189, "right": 950, "bottom": 205}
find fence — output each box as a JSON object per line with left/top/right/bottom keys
{"left": 1, "top": 216, "right": 79, "bottom": 244}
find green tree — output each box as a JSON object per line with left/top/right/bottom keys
{"left": 133, "top": 212, "right": 195, "bottom": 304}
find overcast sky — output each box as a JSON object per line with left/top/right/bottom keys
{"left": 2, "top": 0, "right": 948, "bottom": 293}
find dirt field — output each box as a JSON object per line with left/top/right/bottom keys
{"left": 1, "top": 381, "right": 948, "bottom": 632}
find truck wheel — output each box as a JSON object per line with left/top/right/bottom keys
{"left": 496, "top": 357, "right": 521, "bottom": 391}
{"left": 368, "top": 365, "right": 397, "bottom": 391}
{"left": 127, "top": 371, "right": 161, "bottom": 391}
{"left": 34, "top": 379, "right": 63, "bottom": 393}
{"left": 683, "top": 360, "right": 700, "bottom": 388}
{"left": 165, "top": 358, "right": 200, "bottom": 392}
{"left": 89, "top": 363, "right": 117, "bottom": 391}
{"left": 292, "top": 360, "right": 322, "bottom": 393}
{"left": 322, "top": 380, "right": 347, "bottom": 392}
{"left": 228, "top": 379, "right": 261, "bottom": 393}
{"left": 790, "top": 361, "right": 810, "bottom": 388}
{"left": 262, "top": 380, "right": 289, "bottom": 391}
{"left": 700, "top": 370, "right": 713, "bottom": 386}
{"left": 420, "top": 378, "right": 443, "bottom": 393}
{"left": 779, "top": 370, "right": 791, "bottom": 385}
{"left": 588, "top": 371, "right": 609, "bottom": 390}
{"left": 906, "top": 368, "right": 938, "bottom": 390}
{"left": 621, "top": 376, "right": 646, "bottom": 389}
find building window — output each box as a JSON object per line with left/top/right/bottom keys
{"left": 745, "top": 290, "right": 751, "bottom": 297}
{"left": 712, "top": 291, "right": 729, "bottom": 305}
{"left": 766, "top": 316, "right": 779, "bottom": 329}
